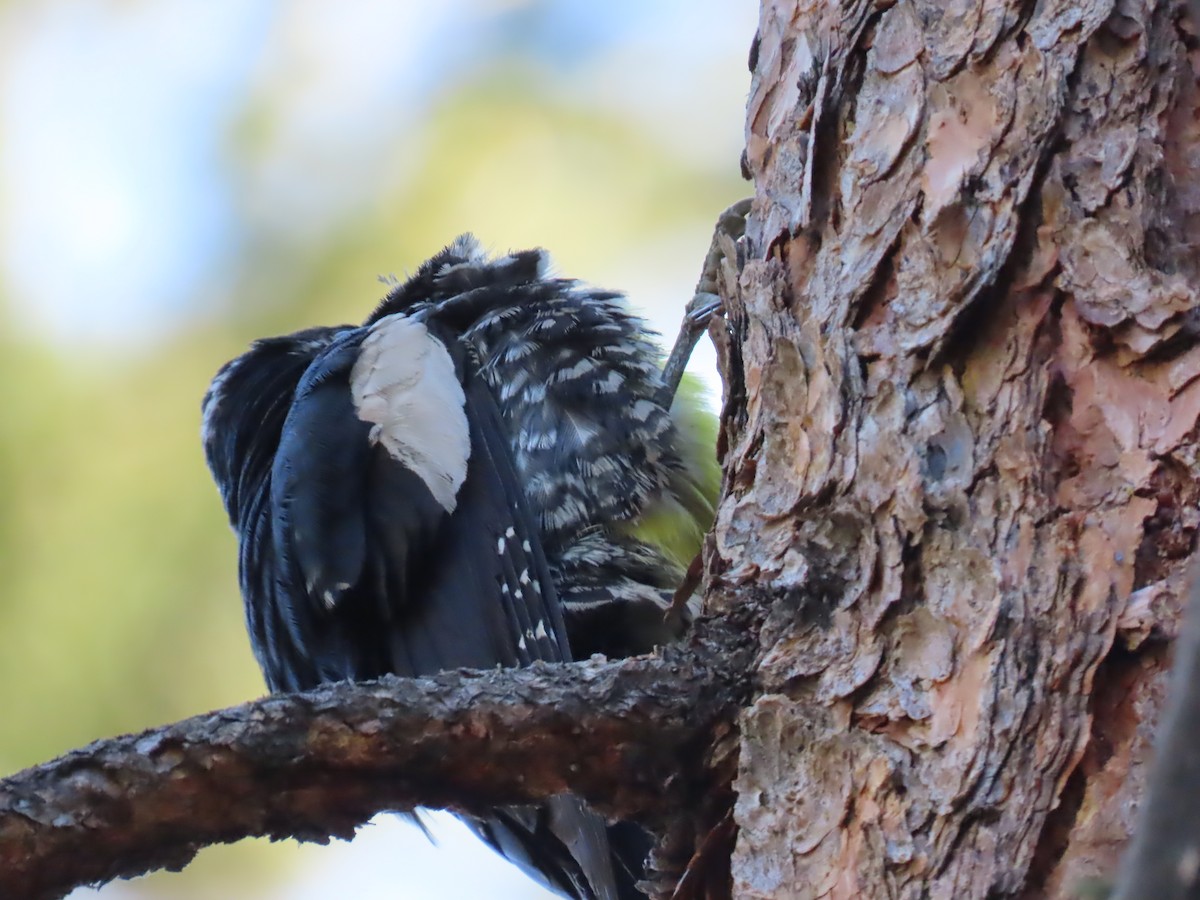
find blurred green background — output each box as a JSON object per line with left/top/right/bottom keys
{"left": 0, "top": 1, "right": 754, "bottom": 896}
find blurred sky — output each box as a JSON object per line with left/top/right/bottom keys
{"left": 1, "top": 0, "right": 752, "bottom": 364}
{"left": 0, "top": 0, "right": 756, "bottom": 897}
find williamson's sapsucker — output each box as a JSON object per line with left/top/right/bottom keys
{"left": 201, "top": 233, "right": 727, "bottom": 899}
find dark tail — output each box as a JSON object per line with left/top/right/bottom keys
{"left": 463, "top": 799, "right": 650, "bottom": 899}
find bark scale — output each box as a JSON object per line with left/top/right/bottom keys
{"left": 712, "top": 0, "right": 1200, "bottom": 896}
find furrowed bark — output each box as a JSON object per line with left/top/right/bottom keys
{"left": 710, "top": 0, "right": 1200, "bottom": 895}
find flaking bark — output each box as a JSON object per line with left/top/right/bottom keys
{"left": 711, "top": 0, "right": 1200, "bottom": 896}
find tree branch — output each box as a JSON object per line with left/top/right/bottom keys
{"left": 0, "top": 620, "right": 755, "bottom": 900}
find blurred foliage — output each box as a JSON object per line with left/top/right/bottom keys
{"left": 0, "top": 9, "right": 746, "bottom": 898}
{"left": 633, "top": 373, "right": 722, "bottom": 571}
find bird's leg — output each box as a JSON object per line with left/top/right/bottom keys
{"left": 659, "top": 198, "right": 752, "bottom": 406}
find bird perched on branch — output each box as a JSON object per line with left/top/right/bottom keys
{"left": 200, "top": 207, "right": 744, "bottom": 899}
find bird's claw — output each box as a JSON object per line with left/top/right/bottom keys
{"left": 660, "top": 199, "right": 752, "bottom": 404}
{"left": 683, "top": 292, "right": 723, "bottom": 332}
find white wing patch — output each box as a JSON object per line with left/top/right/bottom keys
{"left": 350, "top": 314, "right": 470, "bottom": 513}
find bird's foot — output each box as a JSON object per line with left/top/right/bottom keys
{"left": 660, "top": 198, "right": 752, "bottom": 405}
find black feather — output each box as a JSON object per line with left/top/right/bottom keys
{"left": 200, "top": 237, "right": 695, "bottom": 899}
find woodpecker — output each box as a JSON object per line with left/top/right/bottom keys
{"left": 201, "top": 226, "right": 736, "bottom": 899}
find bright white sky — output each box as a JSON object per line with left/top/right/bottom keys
{"left": 71, "top": 812, "right": 565, "bottom": 900}
{"left": 1, "top": 1, "right": 758, "bottom": 897}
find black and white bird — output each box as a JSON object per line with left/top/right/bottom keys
{"left": 200, "top": 235, "right": 723, "bottom": 899}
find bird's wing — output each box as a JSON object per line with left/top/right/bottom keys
{"left": 205, "top": 312, "right": 624, "bottom": 897}
{"left": 267, "top": 312, "right": 568, "bottom": 683}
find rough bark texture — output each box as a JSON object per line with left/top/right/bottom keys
{"left": 711, "top": 0, "right": 1200, "bottom": 896}
{"left": 0, "top": 622, "right": 754, "bottom": 900}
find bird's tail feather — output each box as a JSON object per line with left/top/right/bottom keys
{"left": 462, "top": 798, "right": 648, "bottom": 899}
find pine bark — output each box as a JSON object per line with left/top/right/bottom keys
{"left": 713, "top": 0, "right": 1200, "bottom": 896}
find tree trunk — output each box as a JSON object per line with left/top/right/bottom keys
{"left": 712, "top": 0, "right": 1200, "bottom": 896}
